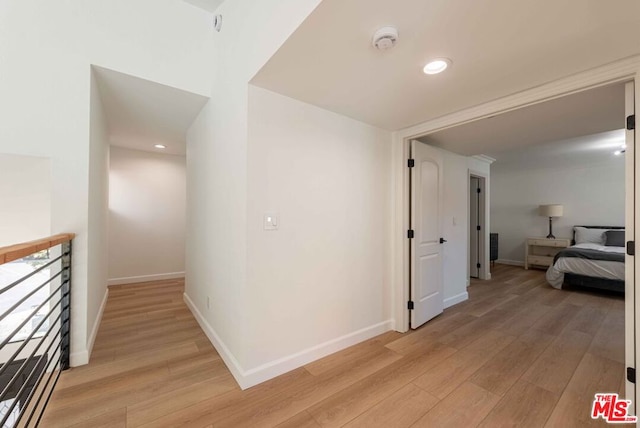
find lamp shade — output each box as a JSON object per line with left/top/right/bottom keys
{"left": 539, "top": 204, "right": 563, "bottom": 217}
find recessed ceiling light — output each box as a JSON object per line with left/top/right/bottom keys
{"left": 154, "top": 144, "right": 166, "bottom": 149}
{"left": 423, "top": 58, "right": 451, "bottom": 75}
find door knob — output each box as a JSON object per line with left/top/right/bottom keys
{"left": 440, "top": 238, "right": 447, "bottom": 244}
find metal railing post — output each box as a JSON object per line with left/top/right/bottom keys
{"left": 60, "top": 241, "right": 72, "bottom": 370}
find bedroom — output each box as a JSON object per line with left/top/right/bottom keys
{"left": 417, "top": 82, "right": 629, "bottom": 293}
{"left": 486, "top": 83, "right": 627, "bottom": 293}
{"left": 410, "top": 80, "right": 632, "bottom": 423}
{"left": 492, "top": 129, "right": 625, "bottom": 291}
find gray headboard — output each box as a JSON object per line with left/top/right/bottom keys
{"left": 571, "top": 225, "right": 625, "bottom": 245}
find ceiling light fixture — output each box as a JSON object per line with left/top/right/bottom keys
{"left": 423, "top": 58, "right": 451, "bottom": 75}
{"left": 154, "top": 144, "right": 166, "bottom": 149}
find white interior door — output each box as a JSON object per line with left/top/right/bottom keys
{"left": 625, "top": 80, "right": 636, "bottom": 410}
{"left": 470, "top": 177, "right": 480, "bottom": 278}
{"left": 410, "top": 140, "right": 444, "bottom": 329}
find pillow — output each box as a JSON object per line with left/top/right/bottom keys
{"left": 605, "top": 230, "right": 625, "bottom": 247}
{"left": 574, "top": 227, "right": 607, "bottom": 245}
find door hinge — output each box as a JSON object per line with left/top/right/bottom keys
{"left": 477, "top": 188, "right": 481, "bottom": 194}
{"left": 408, "top": 230, "right": 415, "bottom": 239}
{"left": 628, "top": 367, "right": 636, "bottom": 383}
{"left": 627, "top": 114, "right": 636, "bottom": 131}
{"left": 627, "top": 241, "right": 635, "bottom": 256}
{"left": 477, "top": 263, "right": 481, "bottom": 269}
{"left": 476, "top": 225, "right": 481, "bottom": 231}
{"left": 408, "top": 159, "right": 415, "bottom": 168}
{"left": 408, "top": 301, "right": 414, "bottom": 310}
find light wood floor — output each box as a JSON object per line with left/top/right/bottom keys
{"left": 42, "top": 264, "right": 627, "bottom": 427}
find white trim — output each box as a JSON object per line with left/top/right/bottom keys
{"left": 70, "top": 350, "right": 88, "bottom": 366}
{"left": 70, "top": 287, "right": 109, "bottom": 366}
{"left": 183, "top": 292, "right": 246, "bottom": 387}
{"left": 472, "top": 155, "right": 496, "bottom": 164}
{"left": 242, "top": 319, "right": 393, "bottom": 388}
{"left": 626, "top": 78, "right": 638, "bottom": 409}
{"left": 88, "top": 288, "right": 109, "bottom": 357}
{"left": 400, "top": 55, "right": 640, "bottom": 140}
{"left": 184, "top": 292, "right": 393, "bottom": 390}
{"left": 392, "top": 55, "right": 640, "bottom": 333}
{"left": 496, "top": 259, "right": 525, "bottom": 267}
{"left": 444, "top": 292, "right": 468, "bottom": 309}
{"left": 108, "top": 272, "right": 185, "bottom": 286}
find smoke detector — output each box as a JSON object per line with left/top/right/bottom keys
{"left": 372, "top": 26, "right": 398, "bottom": 50}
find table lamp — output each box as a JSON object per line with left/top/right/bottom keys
{"left": 539, "top": 204, "right": 563, "bottom": 239}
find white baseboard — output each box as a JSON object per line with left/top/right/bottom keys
{"left": 70, "top": 287, "right": 109, "bottom": 367}
{"left": 496, "top": 259, "right": 525, "bottom": 267}
{"left": 183, "top": 292, "right": 393, "bottom": 390}
{"left": 183, "top": 293, "right": 246, "bottom": 387}
{"left": 88, "top": 288, "right": 109, "bottom": 357}
{"left": 444, "top": 292, "right": 468, "bottom": 309}
{"left": 108, "top": 272, "right": 185, "bottom": 286}
{"left": 70, "top": 350, "right": 88, "bottom": 367}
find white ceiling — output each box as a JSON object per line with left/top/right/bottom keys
{"left": 488, "top": 129, "right": 626, "bottom": 173}
{"left": 251, "top": 0, "right": 640, "bottom": 130}
{"left": 93, "top": 66, "right": 209, "bottom": 156}
{"left": 182, "top": 0, "right": 224, "bottom": 13}
{"left": 419, "top": 82, "right": 626, "bottom": 156}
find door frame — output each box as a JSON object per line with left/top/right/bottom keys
{"left": 392, "top": 58, "right": 640, "bottom": 406}
{"left": 393, "top": 55, "right": 640, "bottom": 332}
{"left": 625, "top": 80, "right": 636, "bottom": 411}
{"left": 468, "top": 170, "right": 489, "bottom": 281}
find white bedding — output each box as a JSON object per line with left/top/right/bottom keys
{"left": 545, "top": 243, "right": 625, "bottom": 289}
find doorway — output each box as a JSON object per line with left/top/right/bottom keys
{"left": 92, "top": 66, "right": 207, "bottom": 288}
{"left": 469, "top": 174, "right": 486, "bottom": 280}
{"left": 397, "top": 77, "right": 637, "bottom": 413}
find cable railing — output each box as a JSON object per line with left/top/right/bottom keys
{"left": 0, "top": 234, "right": 74, "bottom": 428}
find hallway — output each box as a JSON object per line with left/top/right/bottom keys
{"left": 41, "top": 278, "right": 238, "bottom": 426}
{"left": 42, "top": 266, "right": 626, "bottom": 427}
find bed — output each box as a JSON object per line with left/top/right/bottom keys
{"left": 545, "top": 225, "right": 626, "bottom": 293}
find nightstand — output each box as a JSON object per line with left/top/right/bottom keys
{"left": 524, "top": 237, "right": 571, "bottom": 269}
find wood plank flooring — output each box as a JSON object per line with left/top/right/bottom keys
{"left": 41, "top": 264, "right": 628, "bottom": 427}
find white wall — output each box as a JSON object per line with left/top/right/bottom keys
{"left": 245, "top": 86, "right": 392, "bottom": 372}
{"left": 0, "top": 0, "right": 214, "bottom": 365}
{"left": 491, "top": 157, "right": 625, "bottom": 264}
{"left": 86, "top": 73, "right": 110, "bottom": 359}
{"left": 186, "top": 0, "right": 407, "bottom": 389}
{"left": 0, "top": 155, "right": 51, "bottom": 247}
{"left": 436, "top": 149, "right": 492, "bottom": 305}
{"left": 109, "top": 147, "right": 186, "bottom": 284}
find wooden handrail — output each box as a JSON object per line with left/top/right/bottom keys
{"left": 0, "top": 233, "right": 76, "bottom": 266}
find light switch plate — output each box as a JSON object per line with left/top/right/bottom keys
{"left": 264, "top": 213, "right": 278, "bottom": 230}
